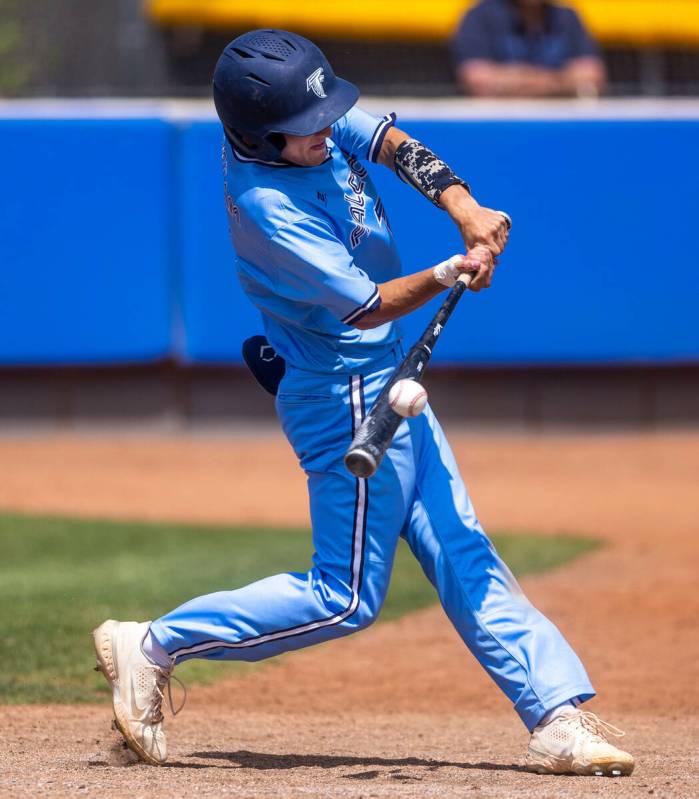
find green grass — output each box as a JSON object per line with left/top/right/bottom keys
{"left": 0, "top": 513, "right": 599, "bottom": 704}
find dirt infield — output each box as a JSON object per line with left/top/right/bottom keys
{"left": 1, "top": 429, "right": 698, "bottom": 798}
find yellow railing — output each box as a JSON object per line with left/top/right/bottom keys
{"left": 146, "top": 0, "right": 699, "bottom": 47}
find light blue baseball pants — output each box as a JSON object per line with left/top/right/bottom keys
{"left": 151, "top": 350, "right": 594, "bottom": 730}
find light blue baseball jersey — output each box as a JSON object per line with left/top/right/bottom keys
{"left": 222, "top": 107, "right": 401, "bottom": 372}
{"left": 151, "top": 103, "right": 595, "bottom": 731}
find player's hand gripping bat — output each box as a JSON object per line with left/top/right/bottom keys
{"left": 344, "top": 211, "right": 511, "bottom": 479}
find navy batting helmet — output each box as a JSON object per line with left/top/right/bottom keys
{"left": 213, "top": 29, "right": 359, "bottom": 162}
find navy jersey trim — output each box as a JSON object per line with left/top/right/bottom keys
{"left": 341, "top": 287, "right": 381, "bottom": 326}
{"left": 231, "top": 145, "right": 291, "bottom": 168}
{"left": 167, "top": 375, "right": 369, "bottom": 660}
{"left": 231, "top": 145, "right": 333, "bottom": 169}
{"left": 368, "top": 113, "right": 397, "bottom": 163}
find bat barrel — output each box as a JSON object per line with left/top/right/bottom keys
{"left": 344, "top": 393, "right": 404, "bottom": 477}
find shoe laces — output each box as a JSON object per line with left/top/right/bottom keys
{"left": 147, "top": 665, "right": 187, "bottom": 724}
{"left": 565, "top": 710, "right": 625, "bottom": 742}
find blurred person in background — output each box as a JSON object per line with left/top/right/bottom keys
{"left": 451, "top": 0, "right": 606, "bottom": 97}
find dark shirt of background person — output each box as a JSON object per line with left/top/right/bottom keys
{"left": 450, "top": 0, "right": 607, "bottom": 97}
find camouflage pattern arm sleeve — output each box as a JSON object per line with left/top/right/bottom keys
{"left": 394, "top": 138, "right": 470, "bottom": 209}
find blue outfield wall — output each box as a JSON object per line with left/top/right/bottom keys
{"left": 0, "top": 119, "right": 175, "bottom": 365}
{"left": 2, "top": 112, "right": 698, "bottom": 366}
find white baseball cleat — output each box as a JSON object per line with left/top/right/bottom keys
{"left": 525, "top": 707, "right": 635, "bottom": 777}
{"left": 93, "top": 619, "right": 181, "bottom": 766}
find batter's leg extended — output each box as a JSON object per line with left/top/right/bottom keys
{"left": 102, "top": 365, "right": 416, "bottom": 764}
{"left": 400, "top": 407, "right": 595, "bottom": 731}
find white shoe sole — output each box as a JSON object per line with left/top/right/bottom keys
{"left": 93, "top": 620, "right": 165, "bottom": 766}
{"left": 525, "top": 748, "right": 634, "bottom": 777}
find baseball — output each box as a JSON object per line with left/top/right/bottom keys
{"left": 388, "top": 379, "right": 428, "bottom": 418}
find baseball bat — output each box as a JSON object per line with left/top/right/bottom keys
{"left": 344, "top": 271, "right": 474, "bottom": 479}
{"left": 344, "top": 214, "right": 512, "bottom": 478}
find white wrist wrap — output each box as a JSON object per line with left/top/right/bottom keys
{"left": 433, "top": 255, "right": 464, "bottom": 288}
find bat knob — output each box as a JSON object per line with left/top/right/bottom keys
{"left": 344, "top": 448, "right": 378, "bottom": 479}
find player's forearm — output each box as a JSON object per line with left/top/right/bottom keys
{"left": 353, "top": 269, "right": 444, "bottom": 330}
{"left": 375, "top": 120, "right": 510, "bottom": 273}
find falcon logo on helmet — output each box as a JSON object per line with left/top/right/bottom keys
{"left": 306, "top": 67, "right": 327, "bottom": 98}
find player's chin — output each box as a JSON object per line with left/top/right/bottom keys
{"left": 307, "top": 146, "right": 328, "bottom": 165}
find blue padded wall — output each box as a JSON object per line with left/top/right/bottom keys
{"left": 0, "top": 119, "right": 174, "bottom": 364}
{"left": 1, "top": 114, "right": 697, "bottom": 365}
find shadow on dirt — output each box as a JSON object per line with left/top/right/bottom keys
{"left": 178, "top": 750, "right": 527, "bottom": 774}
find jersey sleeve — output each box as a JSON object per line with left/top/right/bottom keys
{"left": 268, "top": 215, "right": 381, "bottom": 326}
{"left": 331, "top": 105, "right": 396, "bottom": 163}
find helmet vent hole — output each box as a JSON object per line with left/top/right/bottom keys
{"left": 232, "top": 47, "right": 254, "bottom": 59}
{"left": 246, "top": 73, "right": 271, "bottom": 86}
{"left": 246, "top": 34, "right": 296, "bottom": 58}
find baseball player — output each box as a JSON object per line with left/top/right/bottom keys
{"left": 93, "top": 29, "right": 634, "bottom": 777}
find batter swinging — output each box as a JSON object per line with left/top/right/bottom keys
{"left": 93, "top": 29, "right": 634, "bottom": 777}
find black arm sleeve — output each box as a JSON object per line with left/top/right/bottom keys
{"left": 394, "top": 138, "right": 470, "bottom": 208}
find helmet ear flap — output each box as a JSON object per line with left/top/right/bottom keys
{"left": 265, "top": 132, "right": 286, "bottom": 152}
{"left": 224, "top": 126, "right": 286, "bottom": 162}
